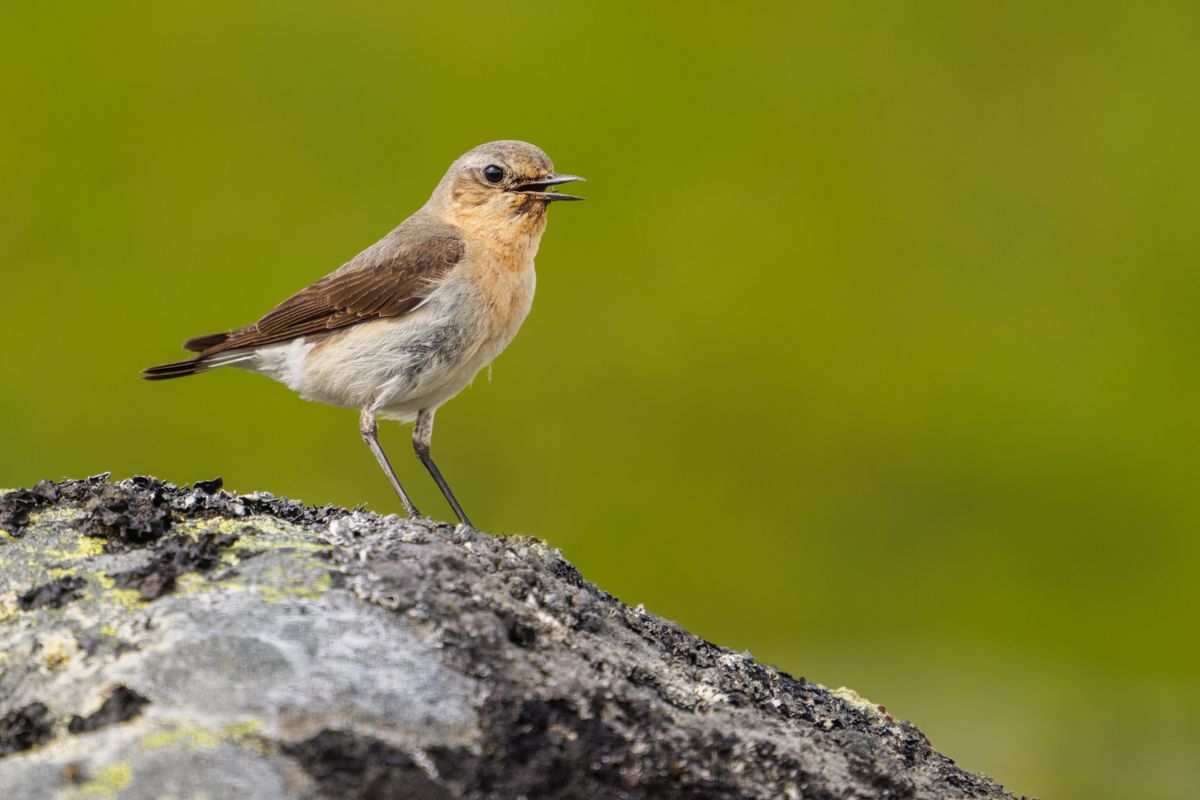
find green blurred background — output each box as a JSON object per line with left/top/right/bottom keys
{"left": 3, "top": 3, "right": 1197, "bottom": 797}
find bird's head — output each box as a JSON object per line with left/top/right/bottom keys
{"left": 430, "top": 141, "right": 584, "bottom": 238}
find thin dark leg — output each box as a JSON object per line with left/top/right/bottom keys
{"left": 359, "top": 406, "right": 420, "bottom": 518}
{"left": 413, "top": 408, "right": 472, "bottom": 527}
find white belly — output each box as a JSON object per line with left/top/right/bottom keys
{"left": 247, "top": 266, "right": 535, "bottom": 422}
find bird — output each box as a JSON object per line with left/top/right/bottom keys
{"left": 143, "top": 140, "right": 584, "bottom": 527}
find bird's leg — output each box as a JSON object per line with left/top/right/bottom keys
{"left": 359, "top": 406, "right": 420, "bottom": 518}
{"left": 413, "top": 408, "right": 473, "bottom": 527}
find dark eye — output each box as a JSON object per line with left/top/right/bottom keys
{"left": 483, "top": 164, "right": 504, "bottom": 183}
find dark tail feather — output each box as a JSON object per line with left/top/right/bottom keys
{"left": 147, "top": 328, "right": 238, "bottom": 379}
{"left": 182, "top": 331, "right": 229, "bottom": 353}
{"left": 142, "top": 358, "right": 208, "bottom": 381}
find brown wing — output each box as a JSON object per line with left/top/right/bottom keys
{"left": 185, "top": 224, "right": 465, "bottom": 357}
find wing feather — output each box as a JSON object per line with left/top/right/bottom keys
{"left": 193, "top": 223, "right": 464, "bottom": 357}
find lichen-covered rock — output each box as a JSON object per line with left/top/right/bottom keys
{"left": 0, "top": 477, "right": 1022, "bottom": 799}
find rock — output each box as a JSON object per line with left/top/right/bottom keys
{"left": 0, "top": 477, "right": 1022, "bottom": 799}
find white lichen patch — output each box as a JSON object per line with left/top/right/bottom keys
{"left": 0, "top": 590, "right": 19, "bottom": 624}
{"left": 28, "top": 505, "right": 87, "bottom": 528}
{"left": 830, "top": 686, "right": 876, "bottom": 711}
{"left": 691, "top": 682, "right": 729, "bottom": 708}
{"left": 7, "top": 536, "right": 93, "bottom": 588}
{"left": 497, "top": 533, "right": 557, "bottom": 558}
{"left": 38, "top": 630, "right": 83, "bottom": 670}
{"left": 828, "top": 686, "right": 895, "bottom": 723}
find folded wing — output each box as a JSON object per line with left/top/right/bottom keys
{"left": 144, "top": 222, "right": 465, "bottom": 380}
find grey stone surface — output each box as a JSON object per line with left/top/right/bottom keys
{"left": 0, "top": 477, "right": 1023, "bottom": 799}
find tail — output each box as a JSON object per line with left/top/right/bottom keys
{"left": 142, "top": 349, "right": 255, "bottom": 381}
{"left": 142, "top": 358, "right": 210, "bottom": 381}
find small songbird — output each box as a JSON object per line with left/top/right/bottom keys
{"left": 144, "top": 140, "right": 584, "bottom": 527}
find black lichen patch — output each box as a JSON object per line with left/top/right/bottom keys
{"left": 18, "top": 576, "right": 87, "bottom": 610}
{"left": 470, "top": 691, "right": 637, "bottom": 799}
{"left": 192, "top": 477, "right": 223, "bottom": 495}
{"left": 8, "top": 476, "right": 346, "bottom": 553}
{"left": 426, "top": 688, "right": 767, "bottom": 800}
{"left": 67, "top": 685, "right": 149, "bottom": 734}
{"left": 0, "top": 702, "right": 54, "bottom": 757}
{"left": 506, "top": 617, "right": 538, "bottom": 648}
{"left": 0, "top": 481, "right": 58, "bottom": 534}
{"left": 68, "top": 476, "right": 345, "bottom": 530}
{"left": 76, "top": 482, "right": 173, "bottom": 551}
{"left": 110, "top": 531, "right": 239, "bottom": 600}
{"left": 284, "top": 729, "right": 454, "bottom": 800}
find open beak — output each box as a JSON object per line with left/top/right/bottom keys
{"left": 510, "top": 173, "right": 586, "bottom": 201}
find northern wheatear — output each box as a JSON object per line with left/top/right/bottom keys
{"left": 144, "top": 140, "right": 584, "bottom": 526}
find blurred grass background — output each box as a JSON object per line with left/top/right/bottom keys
{"left": 2, "top": 2, "right": 1198, "bottom": 797}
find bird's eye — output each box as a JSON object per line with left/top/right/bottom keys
{"left": 483, "top": 164, "right": 505, "bottom": 183}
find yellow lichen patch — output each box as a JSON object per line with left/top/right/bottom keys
{"left": 172, "top": 565, "right": 261, "bottom": 597}
{"left": 39, "top": 631, "right": 82, "bottom": 669}
{"left": 177, "top": 514, "right": 296, "bottom": 540}
{"left": 222, "top": 719, "right": 272, "bottom": 754}
{"left": 99, "top": 624, "right": 118, "bottom": 637}
{"left": 92, "top": 573, "right": 144, "bottom": 610}
{"left": 208, "top": 576, "right": 249, "bottom": 594}
{"left": 67, "top": 763, "right": 132, "bottom": 799}
{"left": 234, "top": 536, "right": 330, "bottom": 554}
{"left": 28, "top": 505, "right": 87, "bottom": 527}
{"left": 257, "top": 570, "right": 332, "bottom": 603}
{"left": 44, "top": 536, "right": 106, "bottom": 562}
{"left": 142, "top": 725, "right": 222, "bottom": 750}
{"left": 0, "top": 591, "right": 19, "bottom": 624}
{"left": 238, "top": 514, "right": 310, "bottom": 535}
{"left": 71, "top": 537, "right": 106, "bottom": 559}
{"left": 173, "top": 572, "right": 208, "bottom": 595}
{"left": 142, "top": 718, "right": 266, "bottom": 753}
{"left": 49, "top": 566, "right": 79, "bottom": 578}
{"left": 175, "top": 515, "right": 331, "bottom": 556}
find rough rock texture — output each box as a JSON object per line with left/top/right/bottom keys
{"left": 0, "top": 476, "right": 1021, "bottom": 800}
